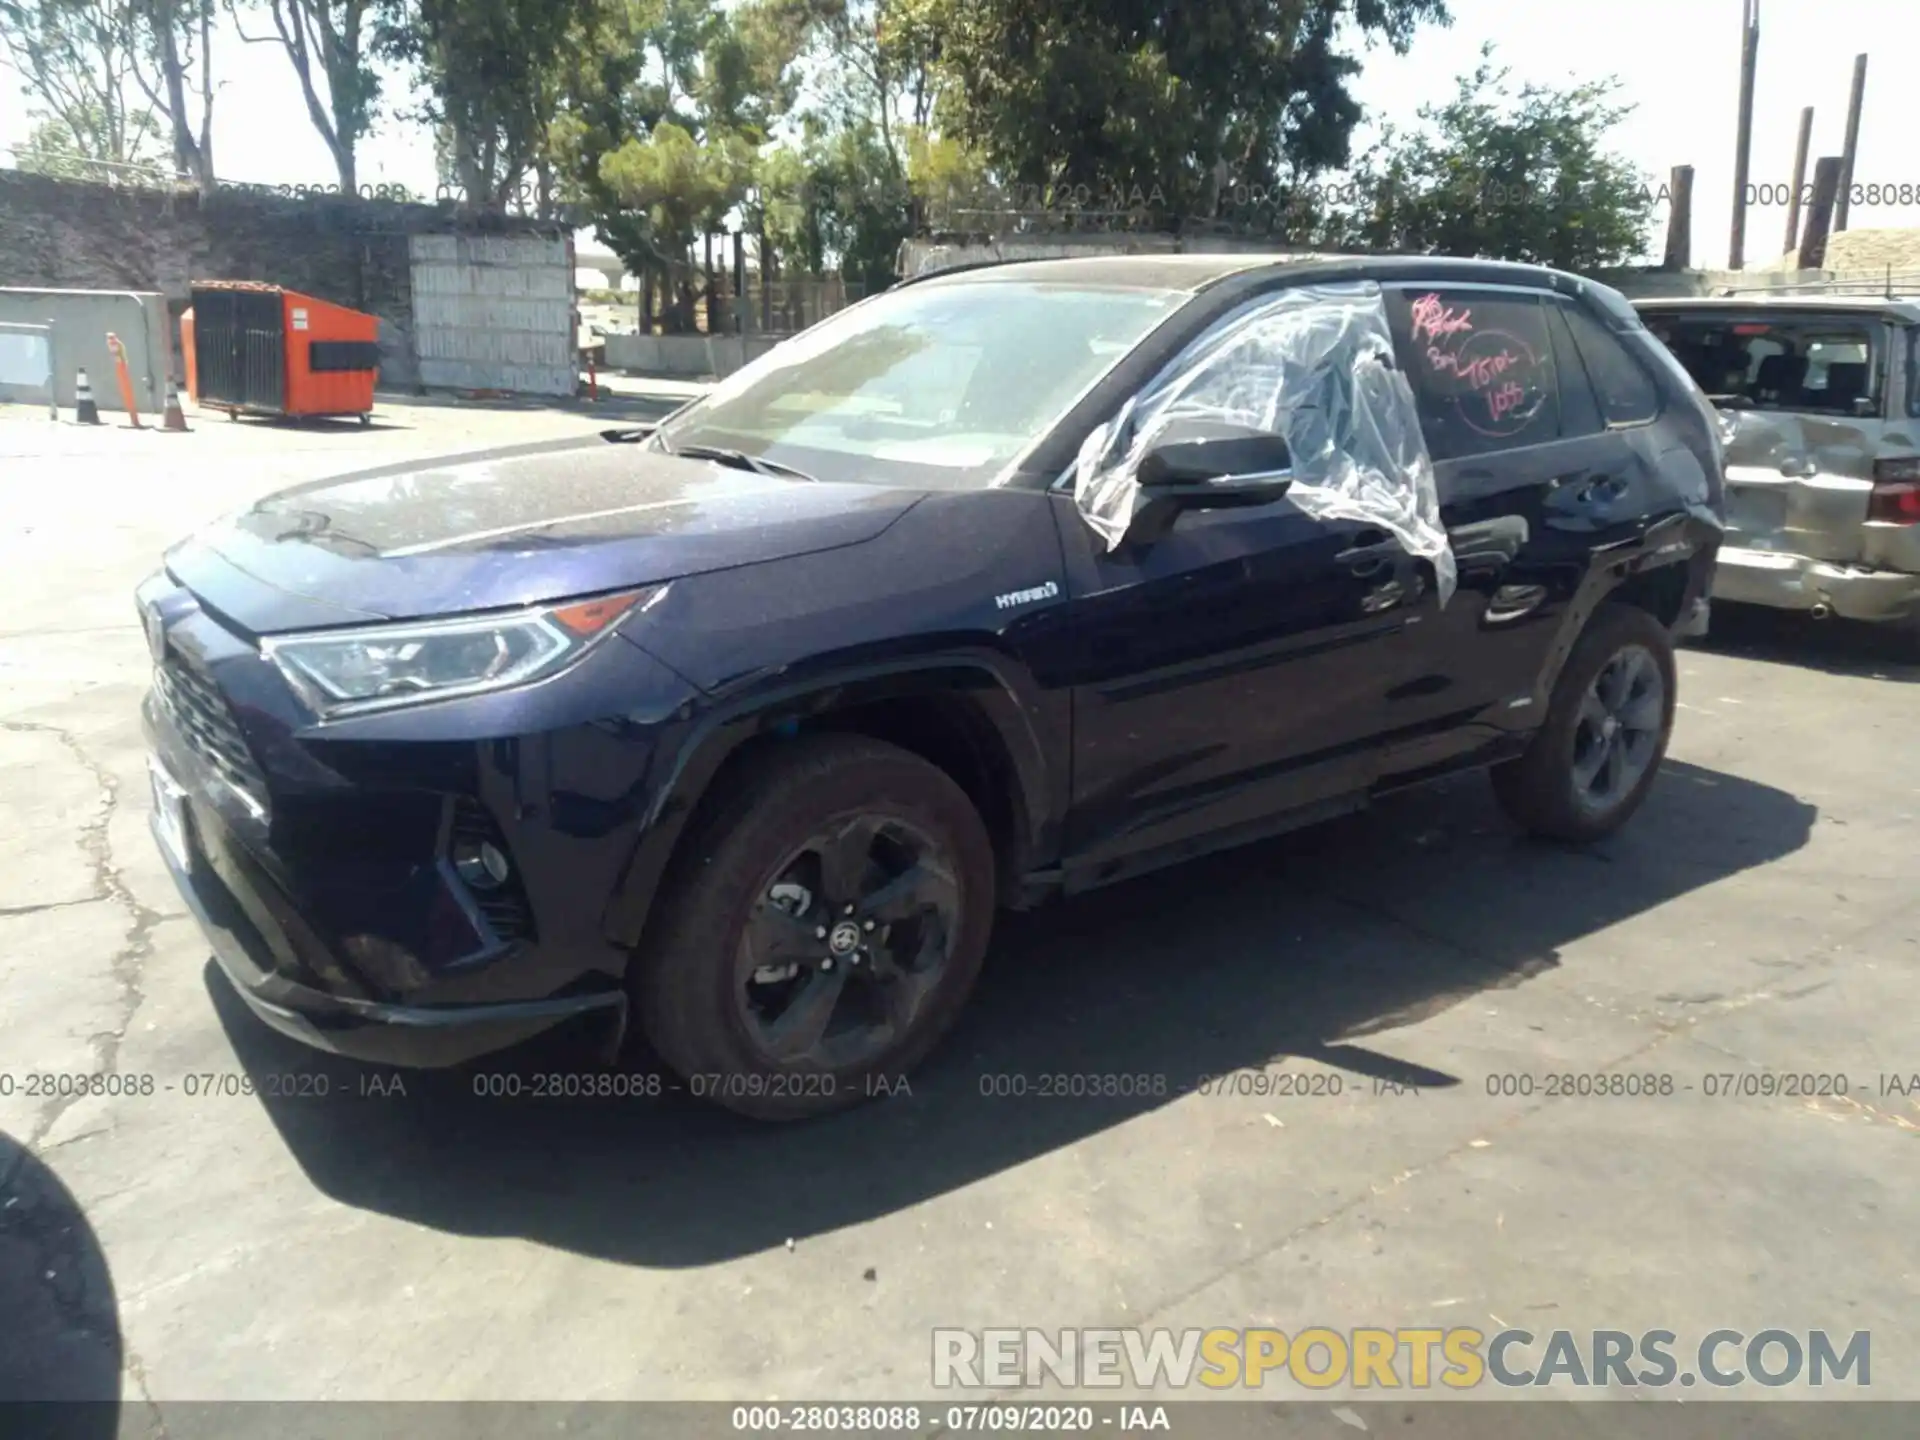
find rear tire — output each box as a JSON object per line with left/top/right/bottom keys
{"left": 636, "top": 734, "right": 995, "bottom": 1121}
{"left": 1492, "top": 602, "right": 1677, "bottom": 842}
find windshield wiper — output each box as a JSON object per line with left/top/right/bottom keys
{"left": 663, "top": 442, "right": 819, "bottom": 483}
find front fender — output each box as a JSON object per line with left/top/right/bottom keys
{"left": 599, "top": 648, "right": 1066, "bottom": 951}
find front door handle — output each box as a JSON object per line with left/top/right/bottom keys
{"left": 1337, "top": 528, "right": 1400, "bottom": 577}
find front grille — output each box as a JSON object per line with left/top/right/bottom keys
{"left": 156, "top": 649, "right": 268, "bottom": 807}
{"left": 448, "top": 797, "right": 534, "bottom": 943}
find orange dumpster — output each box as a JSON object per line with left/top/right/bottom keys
{"left": 188, "top": 281, "right": 379, "bottom": 422}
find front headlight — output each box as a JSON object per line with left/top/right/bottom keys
{"left": 261, "top": 586, "right": 666, "bottom": 719}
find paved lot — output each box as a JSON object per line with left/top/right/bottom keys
{"left": 2, "top": 398, "right": 1916, "bottom": 1424}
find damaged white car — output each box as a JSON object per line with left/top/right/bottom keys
{"left": 1638, "top": 295, "right": 1920, "bottom": 644}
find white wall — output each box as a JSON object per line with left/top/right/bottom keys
{"left": 409, "top": 234, "right": 574, "bottom": 396}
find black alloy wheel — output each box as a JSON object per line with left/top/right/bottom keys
{"left": 738, "top": 813, "right": 963, "bottom": 1070}
{"left": 637, "top": 734, "right": 995, "bottom": 1120}
{"left": 1492, "top": 602, "right": 1678, "bottom": 843}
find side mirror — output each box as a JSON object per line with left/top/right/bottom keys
{"left": 1123, "top": 418, "right": 1293, "bottom": 545}
{"left": 1137, "top": 418, "right": 1294, "bottom": 494}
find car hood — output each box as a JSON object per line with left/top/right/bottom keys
{"left": 169, "top": 437, "right": 925, "bottom": 632}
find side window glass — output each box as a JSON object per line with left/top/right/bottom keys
{"left": 1386, "top": 289, "right": 1560, "bottom": 461}
{"left": 1134, "top": 292, "right": 1296, "bottom": 430}
{"left": 1546, "top": 304, "right": 1605, "bottom": 440}
{"left": 1563, "top": 304, "right": 1660, "bottom": 424}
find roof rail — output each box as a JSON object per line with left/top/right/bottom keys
{"left": 1712, "top": 267, "right": 1920, "bottom": 300}
{"left": 892, "top": 255, "right": 1039, "bottom": 287}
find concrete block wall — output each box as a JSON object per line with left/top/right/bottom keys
{"left": 410, "top": 233, "right": 574, "bottom": 395}
{"left": 899, "top": 236, "right": 1917, "bottom": 304}
{"left": 603, "top": 332, "right": 784, "bottom": 379}
{"left": 1600, "top": 266, "right": 1920, "bottom": 299}
{"left": 0, "top": 171, "right": 564, "bottom": 394}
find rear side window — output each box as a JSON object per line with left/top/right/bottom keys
{"left": 1545, "top": 304, "right": 1605, "bottom": 440}
{"left": 1386, "top": 289, "right": 1560, "bottom": 461}
{"left": 1909, "top": 329, "right": 1920, "bottom": 418}
{"left": 1562, "top": 304, "right": 1660, "bottom": 424}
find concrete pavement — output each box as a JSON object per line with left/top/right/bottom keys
{"left": 1, "top": 401, "right": 1915, "bottom": 1427}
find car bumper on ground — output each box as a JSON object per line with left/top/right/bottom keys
{"left": 1709, "top": 545, "right": 1920, "bottom": 623}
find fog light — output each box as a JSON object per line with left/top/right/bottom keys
{"left": 454, "top": 839, "right": 511, "bottom": 891}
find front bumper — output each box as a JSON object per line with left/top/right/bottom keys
{"left": 133, "top": 561, "right": 704, "bottom": 1069}
{"left": 1709, "top": 545, "right": 1920, "bottom": 623}
{"left": 152, "top": 803, "right": 627, "bottom": 1067}
{"left": 141, "top": 689, "right": 645, "bottom": 1071}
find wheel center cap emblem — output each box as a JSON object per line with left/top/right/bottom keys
{"left": 828, "top": 921, "right": 862, "bottom": 956}
{"left": 1601, "top": 715, "right": 1620, "bottom": 742}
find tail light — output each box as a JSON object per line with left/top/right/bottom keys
{"left": 1867, "top": 457, "right": 1920, "bottom": 524}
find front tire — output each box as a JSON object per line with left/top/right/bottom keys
{"left": 636, "top": 734, "right": 996, "bottom": 1120}
{"left": 1891, "top": 612, "right": 1920, "bottom": 663}
{"left": 1492, "top": 602, "right": 1677, "bottom": 842}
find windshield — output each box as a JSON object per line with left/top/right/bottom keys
{"left": 653, "top": 280, "right": 1186, "bottom": 489}
{"left": 1644, "top": 312, "right": 1883, "bottom": 418}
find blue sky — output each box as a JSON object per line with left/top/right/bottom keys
{"left": 4, "top": 0, "right": 1917, "bottom": 267}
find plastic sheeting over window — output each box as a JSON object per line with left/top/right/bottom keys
{"left": 1071, "top": 281, "right": 1456, "bottom": 604}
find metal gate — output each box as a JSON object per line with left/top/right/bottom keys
{"left": 192, "top": 286, "right": 286, "bottom": 412}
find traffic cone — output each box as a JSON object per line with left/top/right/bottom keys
{"left": 74, "top": 368, "right": 101, "bottom": 425}
{"left": 162, "top": 377, "right": 189, "bottom": 432}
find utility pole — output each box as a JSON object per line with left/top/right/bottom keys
{"left": 1798, "top": 156, "right": 1843, "bottom": 271}
{"left": 1835, "top": 54, "right": 1868, "bottom": 232}
{"left": 1783, "top": 106, "right": 1814, "bottom": 255}
{"left": 1729, "top": 0, "right": 1760, "bottom": 270}
{"left": 1663, "top": 165, "right": 1695, "bottom": 271}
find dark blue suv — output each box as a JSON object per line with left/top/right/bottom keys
{"left": 141, "top": 254, "right": 1724, "bottom": 1119}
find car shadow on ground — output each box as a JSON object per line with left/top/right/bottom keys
{"left": 210, "top": 758, "right": 1816, "bottom": 1269}
{"left": 0, "top": 1134, "right": 122, "bottom": 1431}
{"left": 1689, "top": 603, "right": 1919, "bottom": 683}
{"left": 208, "top": 412, "right": 412, "bottom": 434}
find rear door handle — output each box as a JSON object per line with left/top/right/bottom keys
{"left": 1566, "top": 474, "right": 1628, "bottom": 506}
{"left": 1448, "top": 515, "right": 1529, "bottom": 568}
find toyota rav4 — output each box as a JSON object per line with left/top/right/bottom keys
{"left": 141, "top": 254, "right": 1725, "bottom": 1120}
